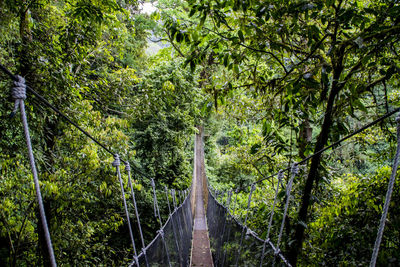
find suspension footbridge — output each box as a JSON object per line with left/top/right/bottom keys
{"left": 2, "top": 65, "right": 400, "bottom": 266}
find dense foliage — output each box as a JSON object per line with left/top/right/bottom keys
{"left": 0, "top": 1, "right": 200, "bottom": 265}
{"left": 1, "top": 0, "right": 400, "bottom": 266}
{"left": 168, "top": 0, "right": 400, "bottom": 265}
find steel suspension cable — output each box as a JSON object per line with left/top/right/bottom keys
{"left": 166, "top": 186, "right": 183, "bottom": 265}
{"left": 172, "top": 189, "right": 177, "bottom": 210}
{"left": 151, "top": 179, "right": 163, "bottom": 227}
{"left": 370, "top": 115, "right": 400, "bottom": 267}
{"left": 216, "top": 190, "right": 232, "bottom": 266}
{"left": 125, "top": 162, "right": 148, "bottom": 267}
{"left": 113, "top": 154, "right": 137, "bottom": 256}
{"left": 171, "top": 188, "right": 185, "bottom": 247}
{"left": 235, "top": 184, "right": 256, "bottom": 267}
{"left": 259, "top": 170, "right": 284, "bottom": 267}
{"left": 204, "top": 112, "right": 400, "bottom": 266}
{"left": 157, "top": 229, "right": 172, "bottom": 267}
{"left": 11, "top": 75, "right": 57, "bottom": 267}
{"left": 251, "top": 107, "right": 400, "bottom": 187}
{"left": 220, "top": 188, "right": 238, "bottom": 266}
{"left": 164, "top": 186, "right": 172, "bottom": 215}
{"left": 275, "top": 164, "right": 298, "bottom": 264}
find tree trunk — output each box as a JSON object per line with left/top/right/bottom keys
{"left": 287, "top": 87, "right": 338, "bottom": 265}
{"left": 19, "top": 5, "right": 32, "bottom": 76}
{"left": 288, "top": 52, "right": 344, "bottom": 264}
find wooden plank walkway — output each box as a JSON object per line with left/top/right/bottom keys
{"left": 190, "top": 132, "right": 213, "bottom": 267}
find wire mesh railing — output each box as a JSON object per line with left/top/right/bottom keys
{"left": 207, "top": 187, "right": 291, "bottom": 267}
{"left": 3, "top": 62, "right": 400, "bottom": 267}
{"left": 130, "top": 188, "right": 193, "bottom": 267}
{"left": 206, "top": 110, "right": 400, "bottom": 266}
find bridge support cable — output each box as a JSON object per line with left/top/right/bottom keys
{"left": 235, "top": 184, "right": 256, "bottom": 267}
{"left": 165, "top": 186, "right": 172, "bottom": 214}
{"left": 250, "top": 107, "right": 400, "bottom": 188}
{"left": 113, "top": 154, "right": 138, "bottom": 257}
{"left": 271, "top": 164, "right": 299, "bottom": 266}
{"left": 370, "top": 114, "right": 400, "bottom": 267}
{"left": 150, "top": 179, "right": 174, "bottom": 267}
{"left": 11, "top": 76, "right": 57, "bottom": 267}
{"left": 158, "top": 229, "right": 172, "bottom": 267}
{"left": 221, "top": 191, "right": 234, "bottom": 267}
{"left": 206, "top": 106, "right": 399, "bottom": 267}
{"left": 166, "top": 188, "right": 184, "bottom": 266}
{"left": 179, "top": 191, "right": 183, "bottom": 204}
{"left": 130, "top": 187, "right": 193, "bottom": 267}
{"left": 215, "top": 190, "right": 232, "bottom": 266}
{"left": 213, "top": 190, "right": 224, "bottom": 266}
{"left": 259, "top": 170, "right": 284, "bottom": 267}
{"left": 172, "top": 189, "right": 177, "bottom": 209}
{"left": 207, "top": 186, "right": 292, "bottom": 267}
{"left": 165, "top": 186, "right": 185, "bottom": 265}
{"left": 179, "top": 190, "right": 190, "bottom": 245}
{"left": 276, "top": 164, "right": 298, "bottom": 254}
{"left": 151, "top": 179, "right": 163, "bottom": 228}
{"left": 231, "top": 189, "right": 239, "bottom": 218}
{"left": 171, "top": 188, "right": 186, "bottom": 254}
{"left": 219, "top": 189, "right": 239, "bottom": 266}
{"left": 125, "top": 162, "right": 148, "bottom": 267}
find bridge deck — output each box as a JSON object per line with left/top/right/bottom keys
{"left": 190, "top": 132, "right": 213, "bottom": 267}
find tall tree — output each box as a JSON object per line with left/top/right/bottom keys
{"left": 165, "top": 0, "right": 400, "bottom": 264}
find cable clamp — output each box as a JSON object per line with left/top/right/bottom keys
{"left": 112, "top": 154, "right": 120, "bottom": 167}
{"left": 157, "top": 229, "right": 164, "bottom": 237}
{"left": 246, "top": 227, "right": 256, "bottom": 236}
{"left": 125, "top": 162, "right": 131, "bottom": 172}
{"left": 277, "top": 170, "right": 284, "bottom": 181}
{"left": 11, "top": 75, "right": 26, "bottom": 117}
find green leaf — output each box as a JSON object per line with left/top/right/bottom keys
{"left": 238, "top": 30, "right": 244, "bottom": 43}
{"left": 190, "top": 60, "right": 196, "bottom": 72}
{"left": 353, "top": 99, "right": 367, "bottom": 113}
{"left": 223, "top": 54, "right": 230, "bottom": 67}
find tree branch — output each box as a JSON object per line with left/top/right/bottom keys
{"left": 164, "top": 29, "right": 185, "bottom": 57}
